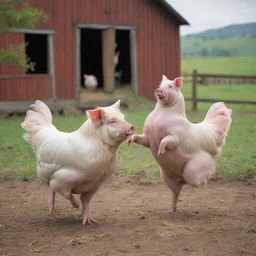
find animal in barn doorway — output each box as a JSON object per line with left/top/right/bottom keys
{"left": 129, "top": 75, "right": 232, "bottom": 213}
{"left": 84, "top": 74, "right": 98, "bottom": 91}
{"left": 115, "top": 70, "right": 123, "bottom": 88}
{"left": 114, "top": 50, "right": 120, "bottom": 67}
{"left": 114, "top": 50, "right": 123, "bottom": 87}
{"left": 21, "top": 100, "right": 134, "bottom": 225}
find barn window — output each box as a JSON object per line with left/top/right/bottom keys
{"left": 25, "top": 33, "right": 48, "bottom": 74}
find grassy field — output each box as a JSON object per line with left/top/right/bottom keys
{"left": 181, "top": 56, "right": 256, "bottom": 112}
{"left": 181, "top": 56, "right": 256, "bottom": 75}
{"left": 0, "top": 104, "right": 255, "bottom": 181}
{"left": 182, "top": 83, "right": 256, "bottom": 112}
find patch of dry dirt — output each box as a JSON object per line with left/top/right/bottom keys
{"left": 0, "top": 175, "right": 255, "bottom": 256}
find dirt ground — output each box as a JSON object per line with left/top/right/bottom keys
{"left": 0, "top": 174, "right": 255, "bottom": 256}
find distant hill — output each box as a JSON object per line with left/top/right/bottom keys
{"left": 181, "top": 23, "right": 256, "bottom": 58}
{"left": 184, "top": 23, "right": 256, "bottom": 39}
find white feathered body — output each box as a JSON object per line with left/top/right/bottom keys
{"left": 21, "top": 101, "right": 133, "bottom": 201}
{"left": 32, "top": 123, "right": 115, "bottom": 197}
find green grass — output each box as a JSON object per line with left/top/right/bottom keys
{"left": 182, "top": 83, "right": 256, "bottom": 113}
{"left": 181, "top": 56, "right": 256, "bottom": 112}
{"left": 0, "top": 105, "right": 255, "bottom": 180}
{"left": 181, "top": 56, "right": 256, "bottom": 75}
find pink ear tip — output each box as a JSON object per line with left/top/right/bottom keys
{"left": 89, "top": 109, "right": 102, "bottom": 117}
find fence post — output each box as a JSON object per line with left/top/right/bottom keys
{"left": 192, "top": 69, "right": 198, "bottom": 111}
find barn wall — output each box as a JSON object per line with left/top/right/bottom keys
{"left": 0, "top": 32, "right": 24, "bottom": 76}
{"left": 0, "top": 31, "right": 52, "bottom": 100}
{"left": 0, "top": 0, "right": 182, "bottom": 101}
{"left": 0, "top": 75, "right": 51, "bottom": 100}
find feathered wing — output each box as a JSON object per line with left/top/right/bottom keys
{"left": 37, "top": 161, "right": 62, "bottom": 185}
{"left": 203, "top": 102, "right": 232, "bottom": 155}
{"left": 21, "top": 100, "right": 64, "bottom": 184}
{"left": 21, "top": 100, "right": 53, "bottom": 144}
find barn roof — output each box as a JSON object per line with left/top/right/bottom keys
{"left": 154, "top": 0, "right": 189, "bottom": 25}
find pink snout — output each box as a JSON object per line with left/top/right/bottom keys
{"left": 155, "top": 88, "right": 166, "bottom": 99}
{"left": 125, "top": 125, "right": 134, "bottom": 136}
{"left": 121, "top": 124, "right": 134, "bottom": 137}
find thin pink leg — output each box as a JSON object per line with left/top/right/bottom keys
{"left": 80, "top": 190, "right": 97, "bottom": 225}
{"left": 48, "top": 191, "right": 56, "bottom": 214}
{"left": 161, "top": 170, "right": 182, "bottom": 213}
{"left": 168, "top": 190, "right": 180, "bottom": 212}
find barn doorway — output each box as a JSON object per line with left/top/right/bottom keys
{"left": 76, "top": 25, "right": 137, "bottom": 99}
{"left": 115, "top": 30, "right": 131, "bottom": 87}
{"left": 80, "top": 29, "right": 103, "bottom": 88}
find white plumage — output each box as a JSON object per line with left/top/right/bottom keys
{"left": 21, "top": 100, "right": 133, "bottom": 224}
{"left": 84, "top": 74, "right": 98, "bottom": 91}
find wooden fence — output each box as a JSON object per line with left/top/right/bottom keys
{"left": 183, "top": 69, "right": 256, "bottom": 111}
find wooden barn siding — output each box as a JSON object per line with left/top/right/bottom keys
{"left": 0, "top": 0, "right": 54, "bottom": 101}
{"left": 1, "top": 0, "right": 181, "bottom": 101}
{"left": 50, "top": 0, "right": 181, "bottom": 100}
{"left": 0, "top": 31, "right": 53, "bottom": 100}
{"left": 0, "top": 32, "right": 24, "bottom": 75}
{"left": 0, "top": 75, "right": 51, "bottom": 100}
{"left": 133, "top": 0, "right": 181, "bottom": 99}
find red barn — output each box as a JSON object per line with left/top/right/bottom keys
{"left": 0, "top": 0, "right": 188, "bottom": 106}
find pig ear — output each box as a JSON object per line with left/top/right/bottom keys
{"left": 162, "top": 75, "right": 167, "bottom": 81}
{"left": 111, "top": 99, "right": 121, "bottom": 110}
{"left": 174, "top": 77, "right": 183, "bottom": 89}
{"left": 87, "top": 109, "right": 104, "bottom": 127}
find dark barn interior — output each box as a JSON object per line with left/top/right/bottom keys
{"left": 80, "top": 29, "right": 103, "bottom": 88}
{"left": 25, "top": 34, "right": 48, "bottom": 74}
{"left": 80, "top": 28, "right": 131, "bottom": 90}
{"left": 25, "top": 33, "right": 48, "bottom": 74}
{"left": 115, "top": 30, "right": 131, "bottom": 85}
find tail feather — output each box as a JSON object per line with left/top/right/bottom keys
{"left": 30, "top": 100, "right": 52, "bottom": 123}
{"left": 204, "top": 102, "right": 232, "bottom": 150}
{"left": 21, "top": 101, "right": 52, "bottom": 142}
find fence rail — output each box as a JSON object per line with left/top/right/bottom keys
{"left": 184, "top": 69, "right": 256, "bottom": 111}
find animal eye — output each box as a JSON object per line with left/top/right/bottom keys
{"left": 108, "top": 119, "right": 116, "bottom": 124}
{"left": 168, "top": 85, "right": 173, "bottom": 88}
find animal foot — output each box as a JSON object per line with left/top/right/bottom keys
{"left": 48, "top": 202, "right": 55, "bottom": 214}
{"left": 128, "top": 135, "right": 137, "bottom": 145}
{"left": 158, "top": 142, "right": 167, "bottom": 155}
{"left": 168, "top": 206, "right": 177, "bottom": 213}
{"left": 82, "top": 215, "right": 98, "bottom": 225}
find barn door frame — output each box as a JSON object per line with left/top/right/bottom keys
{"left": 74, "top": 23, "right": 138, "bottom": 100}
{"left": 102, "top": 27, "right": 115, "bottom": 93}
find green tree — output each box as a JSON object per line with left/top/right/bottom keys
{"left": 0, "top": 0, "right": 47, "bottom": 70}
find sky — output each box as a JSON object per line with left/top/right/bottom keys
{"left": 166, "top": 0, "right": 256, "bottom": 35}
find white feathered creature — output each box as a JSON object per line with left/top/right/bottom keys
{"left": 21, "top": 100, "right": 134, "bottom": 224}
{"left": 84, "top": 74, "right": 98, "bottom": 91}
